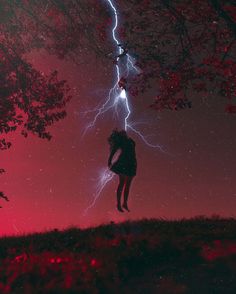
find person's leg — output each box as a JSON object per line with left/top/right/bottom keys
{"left": 123, "top": 176, "right": 133, "bottom": 211}
{"left": 117, "top": 175, "right": 125, "bottom": 212}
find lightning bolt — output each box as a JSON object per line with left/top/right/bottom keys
{"left": 83, "top": 167, "right": 114, "bottom": 216}
{"left": 83, "top": 0, "right": 169, "bottom": 214}
{"left": 82, "top": 0, "right": 138, "bottom": 135}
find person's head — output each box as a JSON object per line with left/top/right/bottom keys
{"left": 108, "top": 129, "right": 128, "bottom": 149}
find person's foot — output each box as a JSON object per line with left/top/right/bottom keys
{"left": 122, "top": 203, "right": 130, "bottom": 212}
{"left": 117, "top": 204, "right": 124, "bottom": 212}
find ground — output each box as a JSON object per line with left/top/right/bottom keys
{"left": 0, "top": 216, "right": 236, "bottom": 293}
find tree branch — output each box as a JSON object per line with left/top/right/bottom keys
{"left": 209, "top": 0, "right": 236, "bottom": 38}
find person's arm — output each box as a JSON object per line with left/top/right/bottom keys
{"left": 108, "top": 146, "right": 118, "bottom": 168}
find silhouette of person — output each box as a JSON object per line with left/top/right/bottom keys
{"left": 108, "top": 129, "right": 137, "bottom": 212}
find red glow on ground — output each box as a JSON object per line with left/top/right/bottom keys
{"left": 14, "top": 253, "right": 28, "bottom": 263}
{"left": 201, "top": 240, "right": 236, "bottom": 261}
{"left": 90, "top": 258, "right": 99, "bottom": 267}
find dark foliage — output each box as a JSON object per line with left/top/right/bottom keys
{"left": 1, "top": 1, "right": 235, "bottom": 113}
{"left": 1, "top": 217, "right": 236, "bottom": 293}
{"left": 118, "top": 0, "right": 236, "bottom": 112}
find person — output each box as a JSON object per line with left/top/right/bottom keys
{"left": 107, "top": 129, "right": 137, "bottom": 212}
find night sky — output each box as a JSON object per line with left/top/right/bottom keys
{"left": 0, "top": 45, "right": 235, "bottom": 236}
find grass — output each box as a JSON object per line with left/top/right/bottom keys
{"left": 1, "top": 216, "right": 236, "bottom": 293}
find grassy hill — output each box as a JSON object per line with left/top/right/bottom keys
{"left": 1, "top": 216, "right": 236, "bottom": 293}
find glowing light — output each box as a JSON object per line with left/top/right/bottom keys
{"left": 90, "top": 258, "right": 100, "bottom": 267}
{"left": 120, "top": 89, "right": 126, "bottom": 99}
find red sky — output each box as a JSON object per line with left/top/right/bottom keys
{"left": 0, "top": 50, "right": 235, "bottom": 236}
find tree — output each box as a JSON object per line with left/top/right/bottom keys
{"left": 117, "top": 0, "right": 236, "bottom": 112}
{"left": 0, "top": 0, "right": 235, "bottom": 202}
{"left": 6, "top": 0, "right": 234, "bottom": 112}
{"left": 0, "top": 0, "right": 106, "bottom": 158}
{"left": 0, "top": 1, "right": 72, "bottom": 202}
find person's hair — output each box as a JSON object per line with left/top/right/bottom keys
{"left": 107, "top": 129, "right": 128, "bottom": 150}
